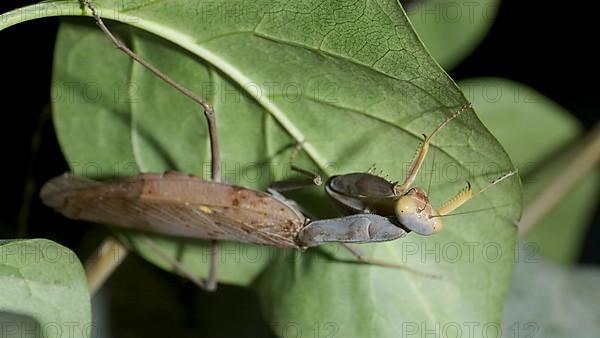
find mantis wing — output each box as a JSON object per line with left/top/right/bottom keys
{"left": 40, "top": 172, "right": 305, "bottom": 248}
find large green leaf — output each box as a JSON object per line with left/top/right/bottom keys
{"left": 0, "top": 239, "right": 91, "bottom": 338}
{"left": 1, "top": 1, "right": 520, "bottom": 336}
{"left": 407, "top": 0, "right": 500, "bottom": 69}
{"left": 461, "top": 78, "right": 600, "bottom": 263}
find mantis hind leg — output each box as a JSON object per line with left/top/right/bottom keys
{"left": 81, "top": 0, "right": 221, "bottom": 181}
{"left": 205, "top": 240, "right": 219, "bottom": 290}
{"left": 86, "top": 237, "right": 220, "bottom": 292}
{"left": 81, "top": 0, "right": 223, "bottom": 292}
{"left": 340, "top": 243, "right": 440, "bottom": 279}
{"left": 85, "top": 234, "right": 220, "bottom": 293}
{"left": 141, "top": 236, "right": 220, "bottom": 291}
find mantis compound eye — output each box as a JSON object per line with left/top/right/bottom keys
{"left": 395, "top": 194, "right": 443, "bottom": 235}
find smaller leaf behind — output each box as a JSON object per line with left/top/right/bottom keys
{"left": 502, "top": 257, "right": 600, "bottom": 338}
{"left": 461, "top": 78, "right": 600, "bottom": 263}
{"left": 0, "top": 239, "right": 91, "bottom": 338}
{"left": 407, "top": 0, "right": 501, "bottom": 69}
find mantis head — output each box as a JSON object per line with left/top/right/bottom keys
{"left": 395, "top": 187, "right": 443, "bottom": 235}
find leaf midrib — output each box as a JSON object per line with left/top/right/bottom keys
{"left": 101, "top": 12, "right": 461, "bottom": 172}
{"left": 7, "top": 3, "right": 467, "bottom": 175}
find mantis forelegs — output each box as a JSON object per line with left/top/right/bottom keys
{"left": 394, "top": 104, "right": 471, "bottom": 194}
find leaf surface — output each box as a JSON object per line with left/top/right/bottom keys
{"left": 0, "top": 239, "right": 91, "bottom": 338}
{"left": 1, "top": 2, "right": 520, "bottom": 336}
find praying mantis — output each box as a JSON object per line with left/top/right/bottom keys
{"left": 40, "top": 0, "right": 516, "bottom": 292}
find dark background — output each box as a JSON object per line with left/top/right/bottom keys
{"left": 0, "top": 1, "right": 598, "bottom": 260}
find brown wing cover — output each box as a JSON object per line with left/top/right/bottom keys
{"left": 40, "top": 172, "right": 306, "bottom": 247}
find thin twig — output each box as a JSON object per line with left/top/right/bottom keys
{"left": 519, "top": 122, "right": 600, "bottom": 237}
{"left": 85, "top": 237, "right": 129, "bottom": 295}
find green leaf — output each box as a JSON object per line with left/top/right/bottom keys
{"left": 1, "top": 1, "right": 520, "bottom": 335}
{"left": 0, "top": 239, "right": 91, "bottom": 338}
{"left": 407, "top": 0, "right": 500, "bottom": 69}
{"left": 502, "top": 258, "right": 600, "bottom": 338}
{"left": 461, "top": 78, "right": 600, "bottom": 263}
